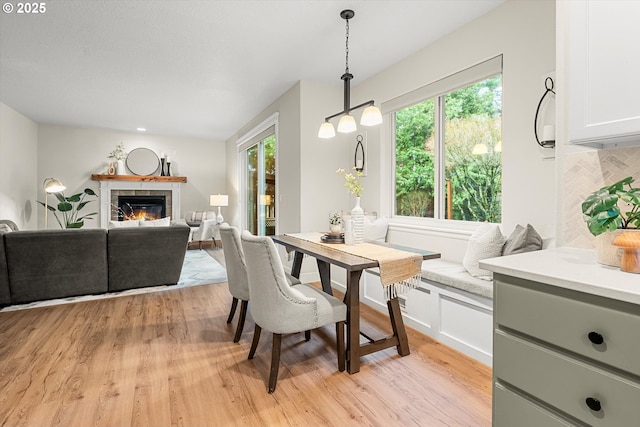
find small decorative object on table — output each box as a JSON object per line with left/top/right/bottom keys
{"left": 321, "top": 232, "right": 344, "bottom": 244}
{"left": 329, "top": 211, "right": 342, "bottom": 233}
{"left": 337, "top": 167, "right": 365, "bottom": 244}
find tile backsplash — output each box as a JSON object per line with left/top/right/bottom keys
{"left": 563, "top": 146, "right": 640, "bottom": 248}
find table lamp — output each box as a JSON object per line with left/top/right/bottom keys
{"left": 210, "top": 194, "right": 229, "bottom": 224}
{"left": 43, "top": 177, "right": 66, "bottom": 228}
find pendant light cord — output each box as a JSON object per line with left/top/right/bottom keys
{"left": 344, "top": 17, "right": 350, "bottom": 74}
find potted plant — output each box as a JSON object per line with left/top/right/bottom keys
{"left": 582, "top": 176, "right": 640, "bottom": 266}
{"left": 38, "top": 188, "right": 98, "bottom": 228}
{"left": 329, "top": 211, "right": 342, "bottom": 233}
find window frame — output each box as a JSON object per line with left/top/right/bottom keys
{"left": 380, "top": 56, "right": 503, "bottom": 232}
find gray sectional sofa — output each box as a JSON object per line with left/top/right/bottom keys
{"left": 0, "top": 224, "right": 190, "bottom": 306}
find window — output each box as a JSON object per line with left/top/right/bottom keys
{"left": 387, "top": 56, "right": 502, "bottom": 223}
{"left": 238, "top": 114, "right": 278, "bottom": 236}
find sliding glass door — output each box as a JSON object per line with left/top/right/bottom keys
{"left": 241, "top": 125, "right": 276, "bottom": 236}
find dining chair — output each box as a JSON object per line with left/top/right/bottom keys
{"left": 219, "top": 223, "right": 302, "bottom": 343}
{"left": 240, "top": 231, "right": 346, "bottom": 393}
{"left": 218, "top": 223, "right": 251, "bottom": 343}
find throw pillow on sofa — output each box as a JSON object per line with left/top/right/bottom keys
{"left": 502, "top": 223, "right": 543, "bottom": 255}
{"left": 462, "top": 223, "right": 505, "bottom": 280}
{"left": 109, "top": 220, "right": 140, "bottom": 228}
{"left": 139, "top": 217, "right": 171, "bottom": 227}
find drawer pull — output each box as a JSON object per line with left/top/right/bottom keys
{"left": 585, "top": 397, "right": 602, "bottom": 412}
{"left": 588, "top": 331, "right": 604, "bottom": 345}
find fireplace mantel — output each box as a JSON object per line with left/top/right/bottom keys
{"left": 91, "top": 174, "right": 187, "bottom": 183}
{"left": 93, "top": 175, "right": 185, "bottom": 228}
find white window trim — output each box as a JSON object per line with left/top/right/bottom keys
{"left": 380, "top": 56, "right": 503, "bottom": 235}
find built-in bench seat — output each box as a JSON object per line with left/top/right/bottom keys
{"left": 420, "top": 258, "right": 493, "bottom": 299}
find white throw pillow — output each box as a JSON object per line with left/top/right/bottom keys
{"left": 462, "top": 223, "right": 505, "bottom": 280}
{"left": 109, "top": 220, "right": 140, "bottom": 228}
{"left": 363, "top": 217, "right": 389, "bottom": 242}
{"left": 139, "top": 216, "right": 171, "bottom": 227}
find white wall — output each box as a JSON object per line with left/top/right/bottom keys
{"left": 350, "top": 0, "right": 556, "bottom": 260}
{"left": 0, "top": 102, "right": 38, "bottom": 230}
{"left": 37, "top": 125, "right": 224, "bottom": 228}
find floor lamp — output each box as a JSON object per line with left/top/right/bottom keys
{"left": 43, "top": 178, "right": 65, "bottom": 228}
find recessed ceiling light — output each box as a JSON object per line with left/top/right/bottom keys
{"left": 136, "top": 127, "right": 146, "bottom": 132}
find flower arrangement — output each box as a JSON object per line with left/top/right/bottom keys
{"left": 108, "top": 142, "right": 127, "bottom": 162}
{"left": 330, "top": 211, "right": 342, "bottom": 225}
{"left": 336, "top": 168, "right": 363, "bottom": 197}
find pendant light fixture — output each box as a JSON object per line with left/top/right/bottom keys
{"left": 318, "top": 9, "right": 383, "bottom": 139}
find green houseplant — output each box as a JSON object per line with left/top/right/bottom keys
{"left": 582, "top": 176, "right": 640, "bottom": 266}
{"left": 38, "top": 188, "right": 98, "bottom": 228}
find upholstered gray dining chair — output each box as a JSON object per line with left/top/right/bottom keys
{"left": 218, "top": 223, "right": 251, "bottom": 343}
{"left": 240, "top": 231, "right": 346, "bottom": 393}
{"left": 219, "top": 224, "right": 302, "bottom": 343}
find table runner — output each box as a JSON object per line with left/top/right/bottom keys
{"left": 286, "top": 232, "right": 422, "bottom": 300}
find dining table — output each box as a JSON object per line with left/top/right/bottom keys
{"left": 271, "top": 233, "right": 441, "bottom": 374}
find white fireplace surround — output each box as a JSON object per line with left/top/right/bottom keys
{"left": 97, "top": 180, "right": 181, "bottom": 229}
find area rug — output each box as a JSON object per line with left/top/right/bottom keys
{"left": 178, "top": 250, "right": 227, "bottom": 286}
{"left": 1, "top": 250, "right": 227, "bottom": 312}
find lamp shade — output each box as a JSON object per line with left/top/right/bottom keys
{"left": 210, "top": 194, "right": 229, "bottom": 207}
{"left": 360, "top": 105, "right": 382, "bottom": 126}
{"left": 43, "top": 178, "right": 66, "bottom": 193}
{"left": 259, "top": 194, "right": 272, "bottom": 206}
{"left": 318, "top": 122, "right": 336, "bottom": 139}
{"left": 337, "top": 114, "right": 357, "bottom": 133}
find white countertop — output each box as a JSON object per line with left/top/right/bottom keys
{"left": 479, "top": 247, "right": 640, "bottom": 305}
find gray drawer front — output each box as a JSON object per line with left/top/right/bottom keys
{"left": 495, "top": 331, "right": 640, "bottom": 427}
{"left": 496, "top": 279, "right": 640, "bottom": 377}
{"left": 493, "top": 384, "right": 574, "bottom": 427}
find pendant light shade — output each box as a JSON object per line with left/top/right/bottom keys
{"left": 319, "top": 10, "right": 382, "bottom": 139}
{"left": 318, "top": 121, "right": 336, "bottom": 139}
{"left": 337, "top": 114, "right": 357, "bottom": 133}
{"left": 360, "top": 105, "right": 383, "bottom": 126}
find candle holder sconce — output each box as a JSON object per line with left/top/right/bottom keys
{"left": 534, "top": 76, "right": 556, "bottom": 148}
{"left": 354, "top": 134, "right": 365, "bottom": 173}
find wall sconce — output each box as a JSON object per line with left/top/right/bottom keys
{"left": 534, "top": 76, "right": 556, "bottom": 148}
{"left": 43, "top": 177, "right": 66, "bottom": 228}
{"left": 317, "top": 10, "right": 383, "bottom": 139}
{"left": 210, "top": 194, "right": 229, "bottom": 224}
{"left": 354, "top": 134, "right": 365, "bottom": 172}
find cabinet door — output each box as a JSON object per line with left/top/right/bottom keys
{"left": 569, "top": 0, "right": 640, "bottom": 148}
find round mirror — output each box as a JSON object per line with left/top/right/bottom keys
{"left": 126, "top": 148, "right": 160, "bottom": 176}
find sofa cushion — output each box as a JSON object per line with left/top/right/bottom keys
{"left": 0, "top": 236, "right": 10, "bottom": 305}
{"left": 0, "top": 223, "right": 13, "bottom": 235}
{"left": 462, "top": 223, "right": 505, "bottom": 280}
{"left": 4, "top": 229, "right": 108, "bottom": 303}
{"left": 107, "top": 224, "right": 190, "bottom": 291}
{"left": 364, "top": 217, "right": 389, "bottom": 242}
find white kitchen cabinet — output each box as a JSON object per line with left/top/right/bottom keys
{"left": 567, "top": 0, "right": 640, "bottom": 149}
{"left": 481, "top": 248, "right": 640, "bottom": 426}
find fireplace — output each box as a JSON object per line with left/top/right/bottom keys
{"left": 117, "top": 195, "right": 166, "bottom": 221}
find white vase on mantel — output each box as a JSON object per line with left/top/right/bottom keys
{"left": 116, "top": 159, "right": 126, "bottom": 175}
{"left": 351, "top": 196, "right": 365, "bottom": 244}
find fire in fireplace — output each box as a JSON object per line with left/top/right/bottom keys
{"left": 117, "top": 196, "right": 166, "bottom": 221}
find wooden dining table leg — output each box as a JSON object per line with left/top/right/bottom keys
{"left": 316, "top": 259, "right": 333, "bottom": 295}
{"left": 291, "top": 251, "right": 304, "bottom": 278}
{"left": 388, "top": 297, "right": 410, "bottom": 356}
{"left": 345, "top": 269, "right": 363, "bottom": 374}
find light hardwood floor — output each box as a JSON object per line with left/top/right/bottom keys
{"left": 0, "top": 249, "right": 492, "bottom": 427}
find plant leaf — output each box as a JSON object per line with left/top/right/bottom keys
{"left": 84, "top": 188, "right": 97, "bottom": 196}
{"left": 66, "top": 221, "right": 84, "bottom": 228}
{"left": 57, "top": 202, "right": 73, "bottom": 212}
{"left": 66, "top": 193, "right": 82, "bottom": 202}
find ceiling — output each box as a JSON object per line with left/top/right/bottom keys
{"left": 0, "top": 0, "right": 504, "bottom": 141}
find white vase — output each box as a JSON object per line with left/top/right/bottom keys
{"left": 351, "top": 196, "right": 365, "bottom": 244}
{"left": 116, "top": 159, "right": 126, "bottom": 175}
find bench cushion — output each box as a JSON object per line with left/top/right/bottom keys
{"left": 421, "top": 259, "right": 493, "bottom": 299}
